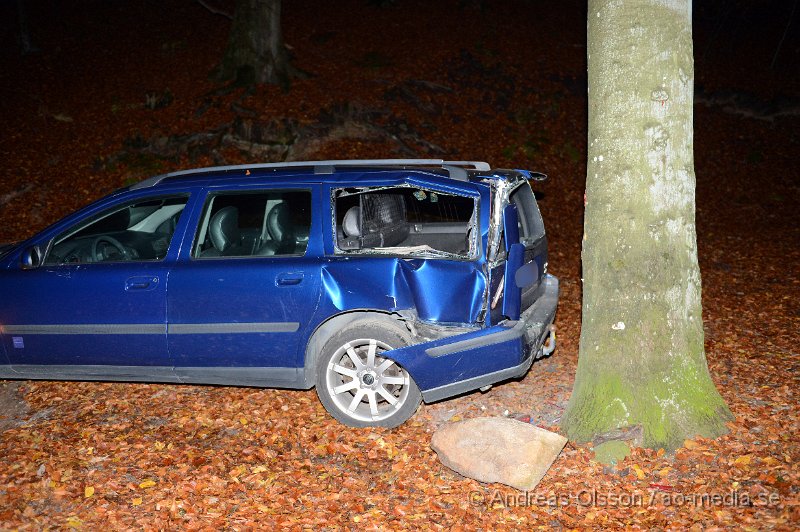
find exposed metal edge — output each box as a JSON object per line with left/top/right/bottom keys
{"left": 421, "top": 354, "right": 534, "bottom": 403}
{"left": 491, "top": 169, "right": 548, "bottom": 182}
{"left": 168, "top": 322, "right": 300, "bottom": 334}
{"left": 423, "top": 274, "right": 558, "bottom": 358}
{"left": 130, "top": 159, "right": 492, "bottom": 190}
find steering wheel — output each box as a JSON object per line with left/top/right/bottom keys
{"left": 91, "top": 235, "right": 129, "bottom": 262}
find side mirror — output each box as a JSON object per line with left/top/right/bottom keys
{"left": 20, "top": 246, "right": 43, "bottom": 270}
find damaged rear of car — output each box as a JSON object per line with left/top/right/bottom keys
{"left": 310, "top": 162, "right": 558, "bottom": 427}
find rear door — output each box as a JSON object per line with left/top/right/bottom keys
{"left": 166, "top": 185, "right": 322, "bottom": 384}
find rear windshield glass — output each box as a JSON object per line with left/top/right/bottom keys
{"left": 509, "top": 182, "right": 545, "bottom": 244}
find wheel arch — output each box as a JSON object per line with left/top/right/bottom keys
{"left": 300, "top": 309, "right": 410, "bottom": 388}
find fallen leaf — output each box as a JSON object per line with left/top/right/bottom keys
{"left": 649, "top": 483, "right": 677, "bottom": 493}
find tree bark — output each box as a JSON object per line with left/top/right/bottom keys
{"left": 213, "top": 0, "right": 296, "bottom": 88}
{"left": 561, "top": 0, "right": 732, "bottom": 451}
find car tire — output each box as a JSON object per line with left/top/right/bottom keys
{"left": 315, "top": 317, "right": 421, "bottom": 428}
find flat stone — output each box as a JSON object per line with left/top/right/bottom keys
{"left": 430, "top": 417, "right": 567, "bottom": 491}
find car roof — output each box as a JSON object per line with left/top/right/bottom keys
{"left": 126, "top": 160, "right": 548, "bottom": 202}
{"left": 128, "top": 159, "right": 545, "bottom": 194}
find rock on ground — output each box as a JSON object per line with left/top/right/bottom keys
{"left": 431, "top": 416, "right": 567, "bottom": 491}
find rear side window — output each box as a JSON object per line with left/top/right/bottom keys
{"left": 509, "top": 182, "right": 545, "bottom": 244}
{"left": 193, "top": 190, "right": 311, "bottom": 258}
{"left": 333, "top": 186, "right": 477, "bottom": 259}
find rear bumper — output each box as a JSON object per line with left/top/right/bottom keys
{"left": 383, "top": 274, "right": 559, "bottom": 402}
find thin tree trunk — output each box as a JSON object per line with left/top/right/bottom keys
{"left": 561, "top": 0, "right": 732, "bottom": 451}
{"left": 213, "top": 0, "right": 296, "bottom": 88}
{"left": 16, "top": 0, "right": 38, "bottom": 55}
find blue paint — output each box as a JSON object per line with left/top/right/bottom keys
{"left": 384, "top": 324, "right": 525, "bottom": 390}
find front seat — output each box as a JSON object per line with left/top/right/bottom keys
{"left": 257, "top": 203, "right": 296, "bottom": 256}
{"left": 203, "top": 206, "right": 242, "bottom": 257}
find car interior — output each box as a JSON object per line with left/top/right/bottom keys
{"left": 194, "top": 190, "right": 311, "bottom": 258}
{"left": 335, "top": 187, "right": 476, "bottom": 257}
{"left": 45, "top": 196, "right": 188, "bottom": 264}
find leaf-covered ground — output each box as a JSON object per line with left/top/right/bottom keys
{"left": 0, "top": 1, "right": 797, "bottom": 529}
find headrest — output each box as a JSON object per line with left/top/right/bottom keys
{"left": 342, "top": 206, "right": 361, "bottom": 238}
{"left": 267, "top": 202, "right": 294, "bottom": 243}
{"left": 209, "top": 206, "right": 240, "bottom": 252}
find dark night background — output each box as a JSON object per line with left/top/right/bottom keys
{"left": 0, "top": 1, "right": 798, "bottom": 528}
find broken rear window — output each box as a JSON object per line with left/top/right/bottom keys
{"left": 334, "top": 186, "right": 476, "bottom": 258}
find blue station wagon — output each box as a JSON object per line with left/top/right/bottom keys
{"left": 0, "top": 160, "right": 558, "bottom": 427}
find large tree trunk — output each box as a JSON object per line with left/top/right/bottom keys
{"left": 213, "top": 0, "right": 295, "bottom": 88}
{"left": 561, "top": 0, "right": 732, "bottom": 451}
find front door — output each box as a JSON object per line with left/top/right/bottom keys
{"left": 1, "top": 194, "right": 190, "bottom": 369}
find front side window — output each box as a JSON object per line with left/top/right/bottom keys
{"left": 45, "top": 195, "right": 189, "bottom": 265}
{"left": 334, "top": 186, "right": 476, "bottom": 259}
{"left": 193, "top": 190, "right": 311, "bottom": 258}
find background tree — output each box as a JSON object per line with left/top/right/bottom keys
{"left": 16, "top": 0, "right": 38, "bottom": 54}
{"left": 208, "top": 0, "right": 299, "bottom": 88}
{"left": 561, "top": 0, "right": 733, "bottom": 450}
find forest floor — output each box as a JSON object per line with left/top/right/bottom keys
{"left": 0, "top": 0, "right": 798, "bottom": 529}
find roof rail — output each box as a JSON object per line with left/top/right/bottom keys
{"left": 130, "top": 159, "right": 491, "bottom": 190}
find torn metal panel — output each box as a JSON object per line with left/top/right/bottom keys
{"left": 386, "top": 321, "right": 527, "bottom": 391}
{"left": 381, "top": 274, "right": 559, "bottom": 402}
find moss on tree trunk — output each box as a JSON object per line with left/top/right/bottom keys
{"left": 561, "top": 0, "right": 732, "bottom": 451}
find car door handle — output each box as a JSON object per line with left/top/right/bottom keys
{"left": 276, "top": 273, "right": 303, "bottom": 286}
{"left": 125, "top": 276, "right": 159, "bottom": 291}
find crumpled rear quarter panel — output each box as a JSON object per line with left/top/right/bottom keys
{"left": 319, "top": 257, "right": 486, "bottom": 325}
